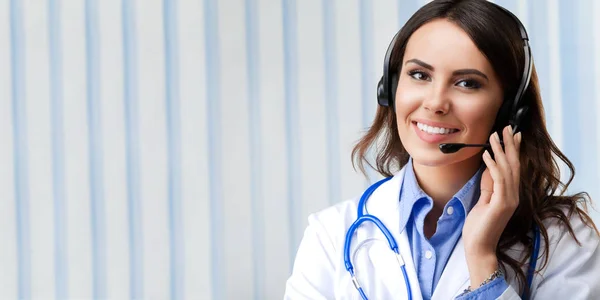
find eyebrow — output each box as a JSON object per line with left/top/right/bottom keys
{"left": 404, "top": 58, "right": 489, "bottom": 81}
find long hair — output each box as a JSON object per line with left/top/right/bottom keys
{"left": 352, "top": 0, "right": 599, "bottom": 292}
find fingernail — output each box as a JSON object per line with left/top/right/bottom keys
{"left": 507, "top": 125, "right": 513, "bottom": 135}
{"left": 517, "top": 132, "right": 522, "bottom": 143}
{"left": 494, "top": 132, "right": 500, "bottom": 141}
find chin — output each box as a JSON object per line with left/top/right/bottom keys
{"left": 408, "top": 144, "right": 481, "bottom": 168}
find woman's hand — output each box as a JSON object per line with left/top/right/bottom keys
{"left": 462, "top": 125, "right": 522, "bottom": 287}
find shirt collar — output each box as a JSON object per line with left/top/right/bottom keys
{"left": 398, "top": 157, "right": 484, "bottom": 231}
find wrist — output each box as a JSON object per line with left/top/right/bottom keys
{"left": 466, "top": 253, "right": 499, "bottom": 288}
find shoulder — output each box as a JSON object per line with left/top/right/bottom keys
{"left": 305, "top": 197, "right": 360, "bottom": 243}
{"left": 541, "top": 208, "right": 600, "bottom": 263}
{"left": 525, "top": 209, "right": 600, "bottom": 297}
{"left": 542, "top": 208, "right": 599, "bottom": 254}
{"left": 306, "top": 170, "right": 408, "bottom": 239}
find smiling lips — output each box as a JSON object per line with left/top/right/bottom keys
{"left": 412, "top": 120, "right": 460, "bottom": 144}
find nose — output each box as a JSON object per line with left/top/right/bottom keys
{"left": 423, "top": 84, "right": 450, "bottom": 115}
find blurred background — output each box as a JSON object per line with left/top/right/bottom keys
{"left": 1, "top": 0, "right": 599, "bottom": 299}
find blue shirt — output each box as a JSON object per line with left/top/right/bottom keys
{"left": 399, "top": 158, "right": 508, "bottom": 299}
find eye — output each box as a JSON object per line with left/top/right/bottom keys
{"left": 407, "top": 70, "right": 431, "bottom": 81}
{"left": 456, "top": 79, "right": 482, "bottom": 89}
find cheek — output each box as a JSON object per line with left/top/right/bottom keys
{"left": 457, "top": 100, "right": 500, "bottom": 139}
{"left": 394, "top": 81, "right": 422, "bottom": 121}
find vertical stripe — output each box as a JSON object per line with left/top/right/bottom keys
{"left": 282, "top": 0, "right": 301, "bottom": 266}
{"left": 122, "top": 0, "right": 143, "bottom": 298}
{"left": 494, "top": 0, "right": 517, "bottom": 13}
{"left": 162, "top": 0, "right": 183, "bottom": 299}
{"left": 527, "top": 1, "right": 550, "bottom": 119}
{"left": 575, "top": 1, "right": 598, "bottom": 201}
{"left": 9, "top": 0, "right": 30, "bottom": 298}
{"left": 244, "top": 0, "right": 264, "bottom": 299}
{"left": 322, "top": 1, "right": 340, "bottom": 206}
{"left": 359, "top": 0, "right": 377, "bottom": 183}
{"left": 398, "top": 0, "right": 419, "bottom": 27}
{"left": 546, "top": 0, "right": 563, "bottom": 150}
{"left": 84, "top": 0, "right": 106, "bottom": 298}
{"left": 359, "top": 0, "right": 374, "bottom": 131}
{"left": 558, "top": 0, "right": 581, "bottom": 191}
{"left": 517, "top": 0, "right": 528, "bottom": 29}
{"left": 594, "top": 0, "right": 600, "bottom": 201}
{"left": 204, "top": 0, "right": 223, "bottom": 298}
{"left": 48, "top": 0, "right": 67, "bottom": 298}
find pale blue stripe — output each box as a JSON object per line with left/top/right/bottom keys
{"left": 84, "top": 0, "right": 106, "bottom": 297}
{"left": 48, "top": 0, "right": 67, "bottom": 298}
{"left": 122, "top": 0, "right": 143, "bottom": 298}
{"left": 528, "top": 1, "right": 551, "bottom": 119}
{"left": 204, "top": 0, "right": 224, "bottom": 298}
{"left": 398, "top": 0, "right": 420, "bottom": 27}
{"left": 282, "top": 0, "right": 301, "bottom": 267}
{"left": 359, "top": 0, "right": 374, "bottom": 131}
{"left": 244, "top": 0, "right": 264, "bottom": 299}
{"left": 558, "top": 1, "right": 583, "bottom": 193}
{"left": 494, "top": 0, "right": 518, "bottom": 12}
{"left": 163, "top": 0, "right": 184, "bottom": 299}
{"left": 572, "top": 2, "right": 599, "bottom": 200}
{"left": 323, "top": 0, "right": 340, "bottom": 207}
{"left": 9, "top": 0, "right": 30, "bottom": 299}
{"left": 359, "top": 0, "right": 376, "bottom": 184}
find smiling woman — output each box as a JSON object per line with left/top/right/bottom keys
{"left": 284, "top": 0, "right": 600, "bottom": 299}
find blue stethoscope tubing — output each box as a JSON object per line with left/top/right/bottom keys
{"left": 343, "top": 177, "right": 541, "bottom": 300}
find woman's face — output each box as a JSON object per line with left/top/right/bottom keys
{"left": 395, "top": 18, "right": 504, "bottom": 167}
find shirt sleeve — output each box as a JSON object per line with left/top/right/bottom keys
{"left": 455, "top": 277, "right": 509, "bottom": 300}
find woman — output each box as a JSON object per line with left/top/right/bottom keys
{"left": 284, "top": 0, "right": 600, "bottom": 299}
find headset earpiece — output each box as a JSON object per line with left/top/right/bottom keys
{"left": 377, "top": 76, "right": 389, "bottom": 107}
{"left": 390, "top": 74, "right": 398, "bottom": 111}
{"left": 510, "top": 106, "right": 529, "bottom": 134}
{"left": 377, "top": 74, "right": 398, "bottom": 110}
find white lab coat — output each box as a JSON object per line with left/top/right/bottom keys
{"left": 284, "top": 166, "right": 600, "bottom": 299}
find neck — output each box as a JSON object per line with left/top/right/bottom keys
{"left": 412, "top": 156, "right": 482, "bottom": 211}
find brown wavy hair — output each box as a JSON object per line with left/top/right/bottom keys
{"left": 352, "top": 0, "right": 599, "bottom": 293}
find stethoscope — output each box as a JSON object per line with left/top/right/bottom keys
{"left": 344, "top": 176, "right": 541, "bottom": 300}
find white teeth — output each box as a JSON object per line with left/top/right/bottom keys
{"left": 416, "top": 122, "right": 457, "bottom": 135}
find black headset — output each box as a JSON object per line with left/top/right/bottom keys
{"left": 376, "top": 2, "right": 532, "bottom": 134}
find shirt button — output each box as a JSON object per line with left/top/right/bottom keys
{"left": 425, "top": 250, "right": 433, "bottom": 259}
{"left": 447, "top": 206, "right": 455, "bottom": 215}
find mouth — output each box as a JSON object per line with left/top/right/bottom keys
{"left": 413, "top": 121, "right": 460, "bottom": 135}
{"left": 411, "top": 120, "right": 461, "bottom": 144}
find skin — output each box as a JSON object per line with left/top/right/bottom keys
{"left": 394, "top": 18, "right": 523, "bottom": 289}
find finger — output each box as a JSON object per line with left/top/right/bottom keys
{"left": 480, "top": 151, "right": 496, "bottom": 204}
{"left": 503, "top": 126, "right": 520, "bottom": 182}
{"left": 483, "top": 149, "right": 513, "bottom": 210}
{"left": 489, "top": 130, "right": 513, "bottom": 184}
{"left": 482, "top": 150, "right": 506, "bottom": 205}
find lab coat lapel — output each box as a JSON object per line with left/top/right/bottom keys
{"left": 354, "top": 167, "right": 423, "bottom": 300}
{"left": 431, "top": 237, "right": 470, "bottom": 300}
